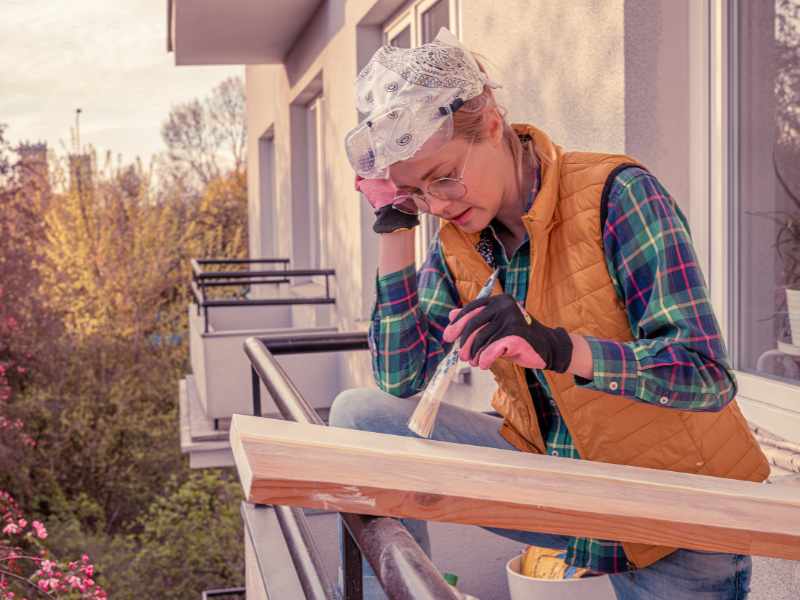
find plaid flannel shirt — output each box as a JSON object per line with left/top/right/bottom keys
{"left": 368, "top": 166, "right": 736, "bottom": 573}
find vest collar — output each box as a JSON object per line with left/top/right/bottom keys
{"left": 510, "top": 123, "right": 562, "bottom": 233}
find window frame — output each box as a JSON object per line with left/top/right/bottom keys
{"left": 694, "top": 0, "right": 800, "bottom": 441}
{"left": 257, "top": 127, "right": 277, "bottom": 261}
{"left": 305, "top": 94, "right": 325, "bottom": 270}
{"left": 382, "top": 0, "right": 460, "bottom": 267}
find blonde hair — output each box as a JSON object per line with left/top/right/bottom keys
{"left": 453, "top": 53, "right": 542, "bottom": 193}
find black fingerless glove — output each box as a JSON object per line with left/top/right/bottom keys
{"left": 453, "top": 293, "right": 574, "bottom": 373}
{"left": 373, "top": 205, "right": 420, "bottom": 234}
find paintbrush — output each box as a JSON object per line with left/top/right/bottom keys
{"left": 407, "top": 268, "right": 500, "bottom": 438}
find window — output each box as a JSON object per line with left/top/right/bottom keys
{"left": 698, "top": 0, "right": 800, "bottom": 441}
{"left": 384, "top": 0, "right": 459, "bottom": 266}
{"left": 731, "top": 0, "right": 800, "bottom": 385}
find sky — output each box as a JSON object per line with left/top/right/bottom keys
{"left": 1, "top": 0, "right": 242, "bottom": 166}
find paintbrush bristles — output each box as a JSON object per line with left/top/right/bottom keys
{"left": 407, "top": 365, "right": 456, "bottom": 438}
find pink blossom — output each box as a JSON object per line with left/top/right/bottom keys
{"left": 81, "top": 554, "right": 89, "bottom": 563}
{"left": 3, "top": 522, "right": 19, "bottom": 535}
{"left": 17, "top": 518, "right": 27, "bottom": 529}
{"left": 31, "top": 520, "right": 47, "bottom": 539}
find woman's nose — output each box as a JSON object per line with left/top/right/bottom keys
{"left": 426, "top": 195, "right": 452, "bottom": 217}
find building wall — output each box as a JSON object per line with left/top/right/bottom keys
{"left": 244, "top": 0, "right": 699, "bottom": 397}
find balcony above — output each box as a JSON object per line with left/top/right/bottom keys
{"left": 167, "top": 0, "right": 321, "bottom": 65}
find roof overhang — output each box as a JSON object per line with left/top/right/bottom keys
{"left": 167, "top": 0, "right": 321, "bottom": 65}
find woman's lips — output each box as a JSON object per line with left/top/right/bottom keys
{"left": 452, "top": 207, "right": 473, "bottom": 225}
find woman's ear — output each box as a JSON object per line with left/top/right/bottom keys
{"left": 486, "top": 109, "right": 504, "bottom": 147}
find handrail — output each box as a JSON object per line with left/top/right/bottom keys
{"left": 196, "top": 268, "right": 334, "bottom": 280}
{"left": 196, "top": 257, "right": 291, "bottom": 265}
{"left": 200, "top": 588, "right": 245, "bottom": 599}
{"left": 190, "top": 258, "right": 337, "bottom": 333}
{"left": 243, "top": 333, "right": 459, "bottom": 600}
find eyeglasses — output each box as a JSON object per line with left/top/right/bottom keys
{"left": 391, "top": 139, "right": 475, "bottom": 215}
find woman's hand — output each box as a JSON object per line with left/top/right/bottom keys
{"left": 442, "top": 294, "right": 574, "bottom": 372}
{"left": 355, "top": 175, "right": 419, "bottom": 234}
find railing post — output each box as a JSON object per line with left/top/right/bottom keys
{"left": 343, "top": 526, "right": 363, "bottom": 600}
{"left": 251, "top": 365, "right": 261, "bottom": 417}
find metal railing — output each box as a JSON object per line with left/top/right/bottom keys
{"left": 200, "top": 588, "right": 245, "bottom": 599}
{"left": 191, "top": 258, "right": 336, "bottom": 333}
{"left": 243, "top": 332, "right": 460, "bottom": 600}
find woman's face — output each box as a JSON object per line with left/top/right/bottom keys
{"left": 388, "top": 119, "right": 507, "bottom": 234}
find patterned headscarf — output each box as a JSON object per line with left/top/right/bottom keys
{"left": 344, "top": 27, "right": 498, "bottom": 179}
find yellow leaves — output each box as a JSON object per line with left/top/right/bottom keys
{"left": 37, "top": 160, "right": 248, "bottom": 343}
{"left": 184, "top": 170, "right": 248, "bottom": 262}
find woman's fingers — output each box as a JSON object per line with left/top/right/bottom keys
{"left": 458, "top": 322, "right": 488, "bottom": 362}
{"left": 476, "top": 339, "right": 508, "bottom": 369}
{"left": 443, "top": 305, "right": 486, "bottom": 343}
{"left": 475, "top": 337, "right": 547, "bottom": 370}
{"left": 451, "top": 296, "right": 493, "bottom": 323}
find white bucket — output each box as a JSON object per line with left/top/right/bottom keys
{"left": 787, "top": 288, "right": 800, "bottom": 347}
{"left": 505, "top": 554, "right": 617, "bottom": 600}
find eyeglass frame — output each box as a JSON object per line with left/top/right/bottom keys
{"left": 390, "top": 137, "right": 476, "bottom": 215}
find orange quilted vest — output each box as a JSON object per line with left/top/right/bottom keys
{"left": 438, "top": 123, "right": 770, "bottom": 568}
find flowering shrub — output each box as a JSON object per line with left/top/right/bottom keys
{"left": 0, "top": 311, "right": 106, "bottom": 599}
{"left": 1, "top": 488, "right": 106, "bottom": 599}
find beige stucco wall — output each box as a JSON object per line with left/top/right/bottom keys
{"left": 461, "top": 0, "right": 626, "bottom": 154}
{"left": 244, "top": 0, "right": 699, "bottom": 395}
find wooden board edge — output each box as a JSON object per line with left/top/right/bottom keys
{"left": 229, "top": 414, "right": 255, "bottom": 499}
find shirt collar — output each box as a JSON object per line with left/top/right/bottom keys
{"left": 485, "top": 161, "right": 541, "bottom": 244}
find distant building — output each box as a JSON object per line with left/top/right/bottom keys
{"left": 14, "top": 141, "right": 50, "bottom": 197}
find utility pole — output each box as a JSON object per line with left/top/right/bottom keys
{"left": 75, "top": 108, "right": 82, "bottom": 152}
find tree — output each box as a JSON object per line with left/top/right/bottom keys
{"left": 159, "top": 76, "right": 246, "bottom": 192}
{"left": 183, "top": 170, "right": 249, "bottom": 263}
{"left": 0, "top": 125, "right": 106, "bottom": 600}
{"left": 40, "top": 151, "right": 188, "bottom": 341}
{"left": 106, "top": 471, "right": 243, "bottom": 600}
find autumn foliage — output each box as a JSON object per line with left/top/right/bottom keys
{"left": 0, "top": 76, "right": 249, "bottom": 599}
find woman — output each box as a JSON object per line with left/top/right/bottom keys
{"left": 332, "top": 27, "right": 768, "bottom": 599}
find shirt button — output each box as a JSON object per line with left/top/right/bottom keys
{"left": 551, "top": 450, "right": 559, "bottom": 456}
{"left": 659, "top": 396, "right": 669, "bottom": 405}
{"left": 609, "top": 381, "right": 619, "bottom": 391}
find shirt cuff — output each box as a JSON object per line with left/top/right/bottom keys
{"left": 576, "top": 335, "right": 664, "bottom": 399}
{"left": 574, "top": 336, "right": 706, "bottom": 408}
{"left": 374, "top": 265, "right": 419, "bottom": 318}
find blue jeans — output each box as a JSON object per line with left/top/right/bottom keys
{"left": 328, "top": 387, "right": 752, "bottom": 599}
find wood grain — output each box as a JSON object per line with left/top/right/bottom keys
{"left": 229, "top": 415, "right": 800, "bottom": 560}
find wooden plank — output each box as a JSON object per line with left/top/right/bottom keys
{"left": 229, "top": 415, "right": 800, "bottom": 561}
